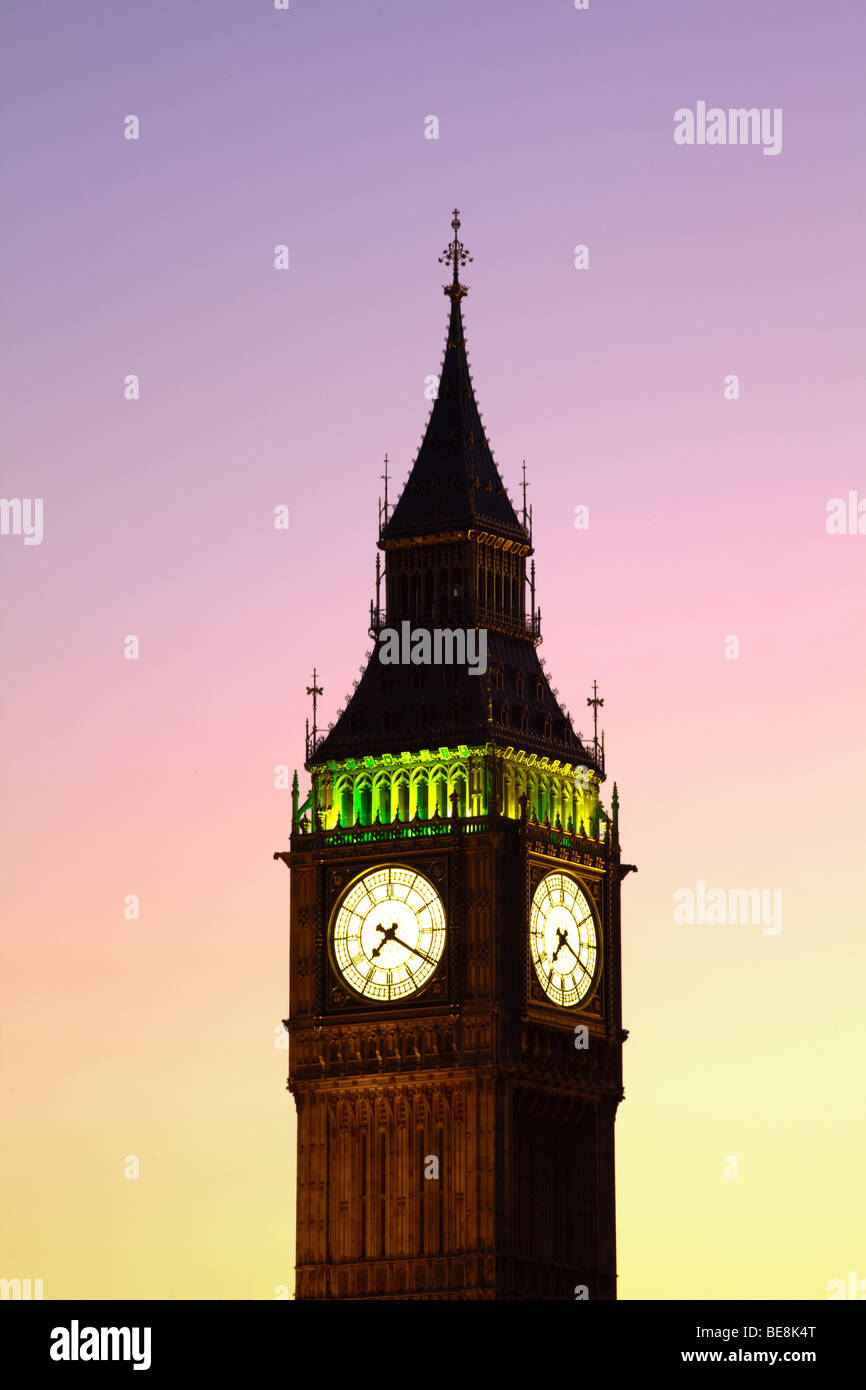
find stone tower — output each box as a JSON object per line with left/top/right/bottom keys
{"left": 276, "top": 212, "right": 630, "bottom": 1300}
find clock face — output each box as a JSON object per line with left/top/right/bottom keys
{"left": 530, "top": 872, "right": 599, "bottom": 1007}
{"left": 331, "top": 866, "right": 446, "bottom": 1002}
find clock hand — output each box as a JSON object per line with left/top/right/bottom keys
{"left": 561, "top": 940, "right": 590, "bottom": 979}
{"left": 551, "top": 926, "right": 591, "bottom": 978}
{"left": 370, "top": 919, "right": 437, "bottom": 970}
{"left": 389, "top": 930, "right": 437, "bottom": 966}
{"left": 370, "top": 921, "right": 435, "bottom": 968}
{"left": 370, "top": 922, "right": 398, "bottom": 959}
{"left": 550, "top": 926, "right": 569, "bottom": 963}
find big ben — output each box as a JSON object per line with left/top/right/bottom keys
{"left": 275, "top": 212, "right": 632, "bottom": 1301}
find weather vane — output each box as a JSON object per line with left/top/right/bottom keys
{"left": 439, "top": 208, "right": 472, "bottom": 297}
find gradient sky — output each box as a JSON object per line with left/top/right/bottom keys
{"left": 1, "top": 0, "right": 864, "bottom": 1300}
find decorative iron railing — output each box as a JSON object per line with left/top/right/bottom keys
{"left": 291, "top": 807, "right": 615, "bottom": 854}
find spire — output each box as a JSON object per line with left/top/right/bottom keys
{"left": 309, "top": 215, "right": 601, "bottom": 778}
{"left": 381, "top": 210, "right": 527, "bottom": 542}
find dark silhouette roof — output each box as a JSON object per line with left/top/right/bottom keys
{"left": 306, "top": 212, "right": 601, "bottom": 779}
{"left": 310, "top": 632, "right": 599, "bottom": 772}
{"left": 382, "top": 288, "right": 526, "bottom": 544}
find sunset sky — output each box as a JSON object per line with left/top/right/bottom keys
{"left": 1, "top": 0, "right": 864, "bottom": 1300}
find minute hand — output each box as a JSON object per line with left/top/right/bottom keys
{"left": 391, "top": 932, "right": 436, "bottom": 966}
{"left": 559, "top": 934, "right": 590, "bottom": 978}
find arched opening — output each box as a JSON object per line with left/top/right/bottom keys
{"left": 357, "top": 779, "right": 372, "bottom": 826}
{"left": 395, "top": 776, "right": 410, "bottom": 824}
{"left": 432, "top": 774, "right": 447, "bottom": 818}
{"left": 504, "top": 765, "right": 515, "bottom": 818}
{"left": 414, "top": 773, "right": 428, "bottom": 821}
{"left": 374, "top": 775, "right": 390, "bottom": 824}
{"left": 515, "top": 768, "right": 527, "bottom": 816}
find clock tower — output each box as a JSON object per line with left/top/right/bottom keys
{"left": 276, "top": 212, "right": 631, "bottom": 1301}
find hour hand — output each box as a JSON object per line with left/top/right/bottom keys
{"left": 551, "top": 926, "right": 569, "bottom": 963}
{"left": 370, "top": 922, "right": 397, "bottom": 959}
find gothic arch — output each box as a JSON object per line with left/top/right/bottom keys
{"left": 356, "top": 775, "right": 372, "bottom": 826}
{"left": 373, "top": 772, "right": 391, "bottom": 823}
{"left": 431, "top": 770, "right": 448, "bottom": 817}
{"left": 392, "top": 771, "right": 410, "bottom": 823}
{"left": 411, "top": 767, "right": 429, "bottom": 820}
{"left": 336, "top": 776, "right": 353, "bottom": 828}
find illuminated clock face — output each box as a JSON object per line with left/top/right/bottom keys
{"left": 530, "top": 872, "right": 599, "bottom": 1007}
{"left": 331, "top": 866, "right": 446, "bottom": 1002}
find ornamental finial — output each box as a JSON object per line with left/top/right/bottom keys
{"left": 587, "top": 679, "right": 604, "bottom": 760}
{"left": 439, "top": 207, "right": 472, "bottom": 299}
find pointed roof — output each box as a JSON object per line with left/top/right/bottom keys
{"left": 382, "top": 211, "right": 527, "bottom": 543}
{"left": 306, "top": 213, "right": 603, "bottom": 778}
{"left": 308, "top": 629, "right": 601, "bottom": 773}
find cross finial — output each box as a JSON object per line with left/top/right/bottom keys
{"left": 439, "top": 208, "right": 472, "bottom": 298}
{"left": 306, "top": 668, "right": 324, "bottom": 754}
{"left": 521, "top": 459, "right": 529, "bottom": 529}
{"left": 587, "top": 679, "right": 604, "bottom": 755}
{"left": 380, "top": 453, "right": 390, "bottom": 525}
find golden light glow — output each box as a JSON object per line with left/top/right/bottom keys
{"left": 331, "top": 866, "right": 446, "bottom": 1001}
{"left": 530, "top": 872, "right": 598, "bottom": 1006}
